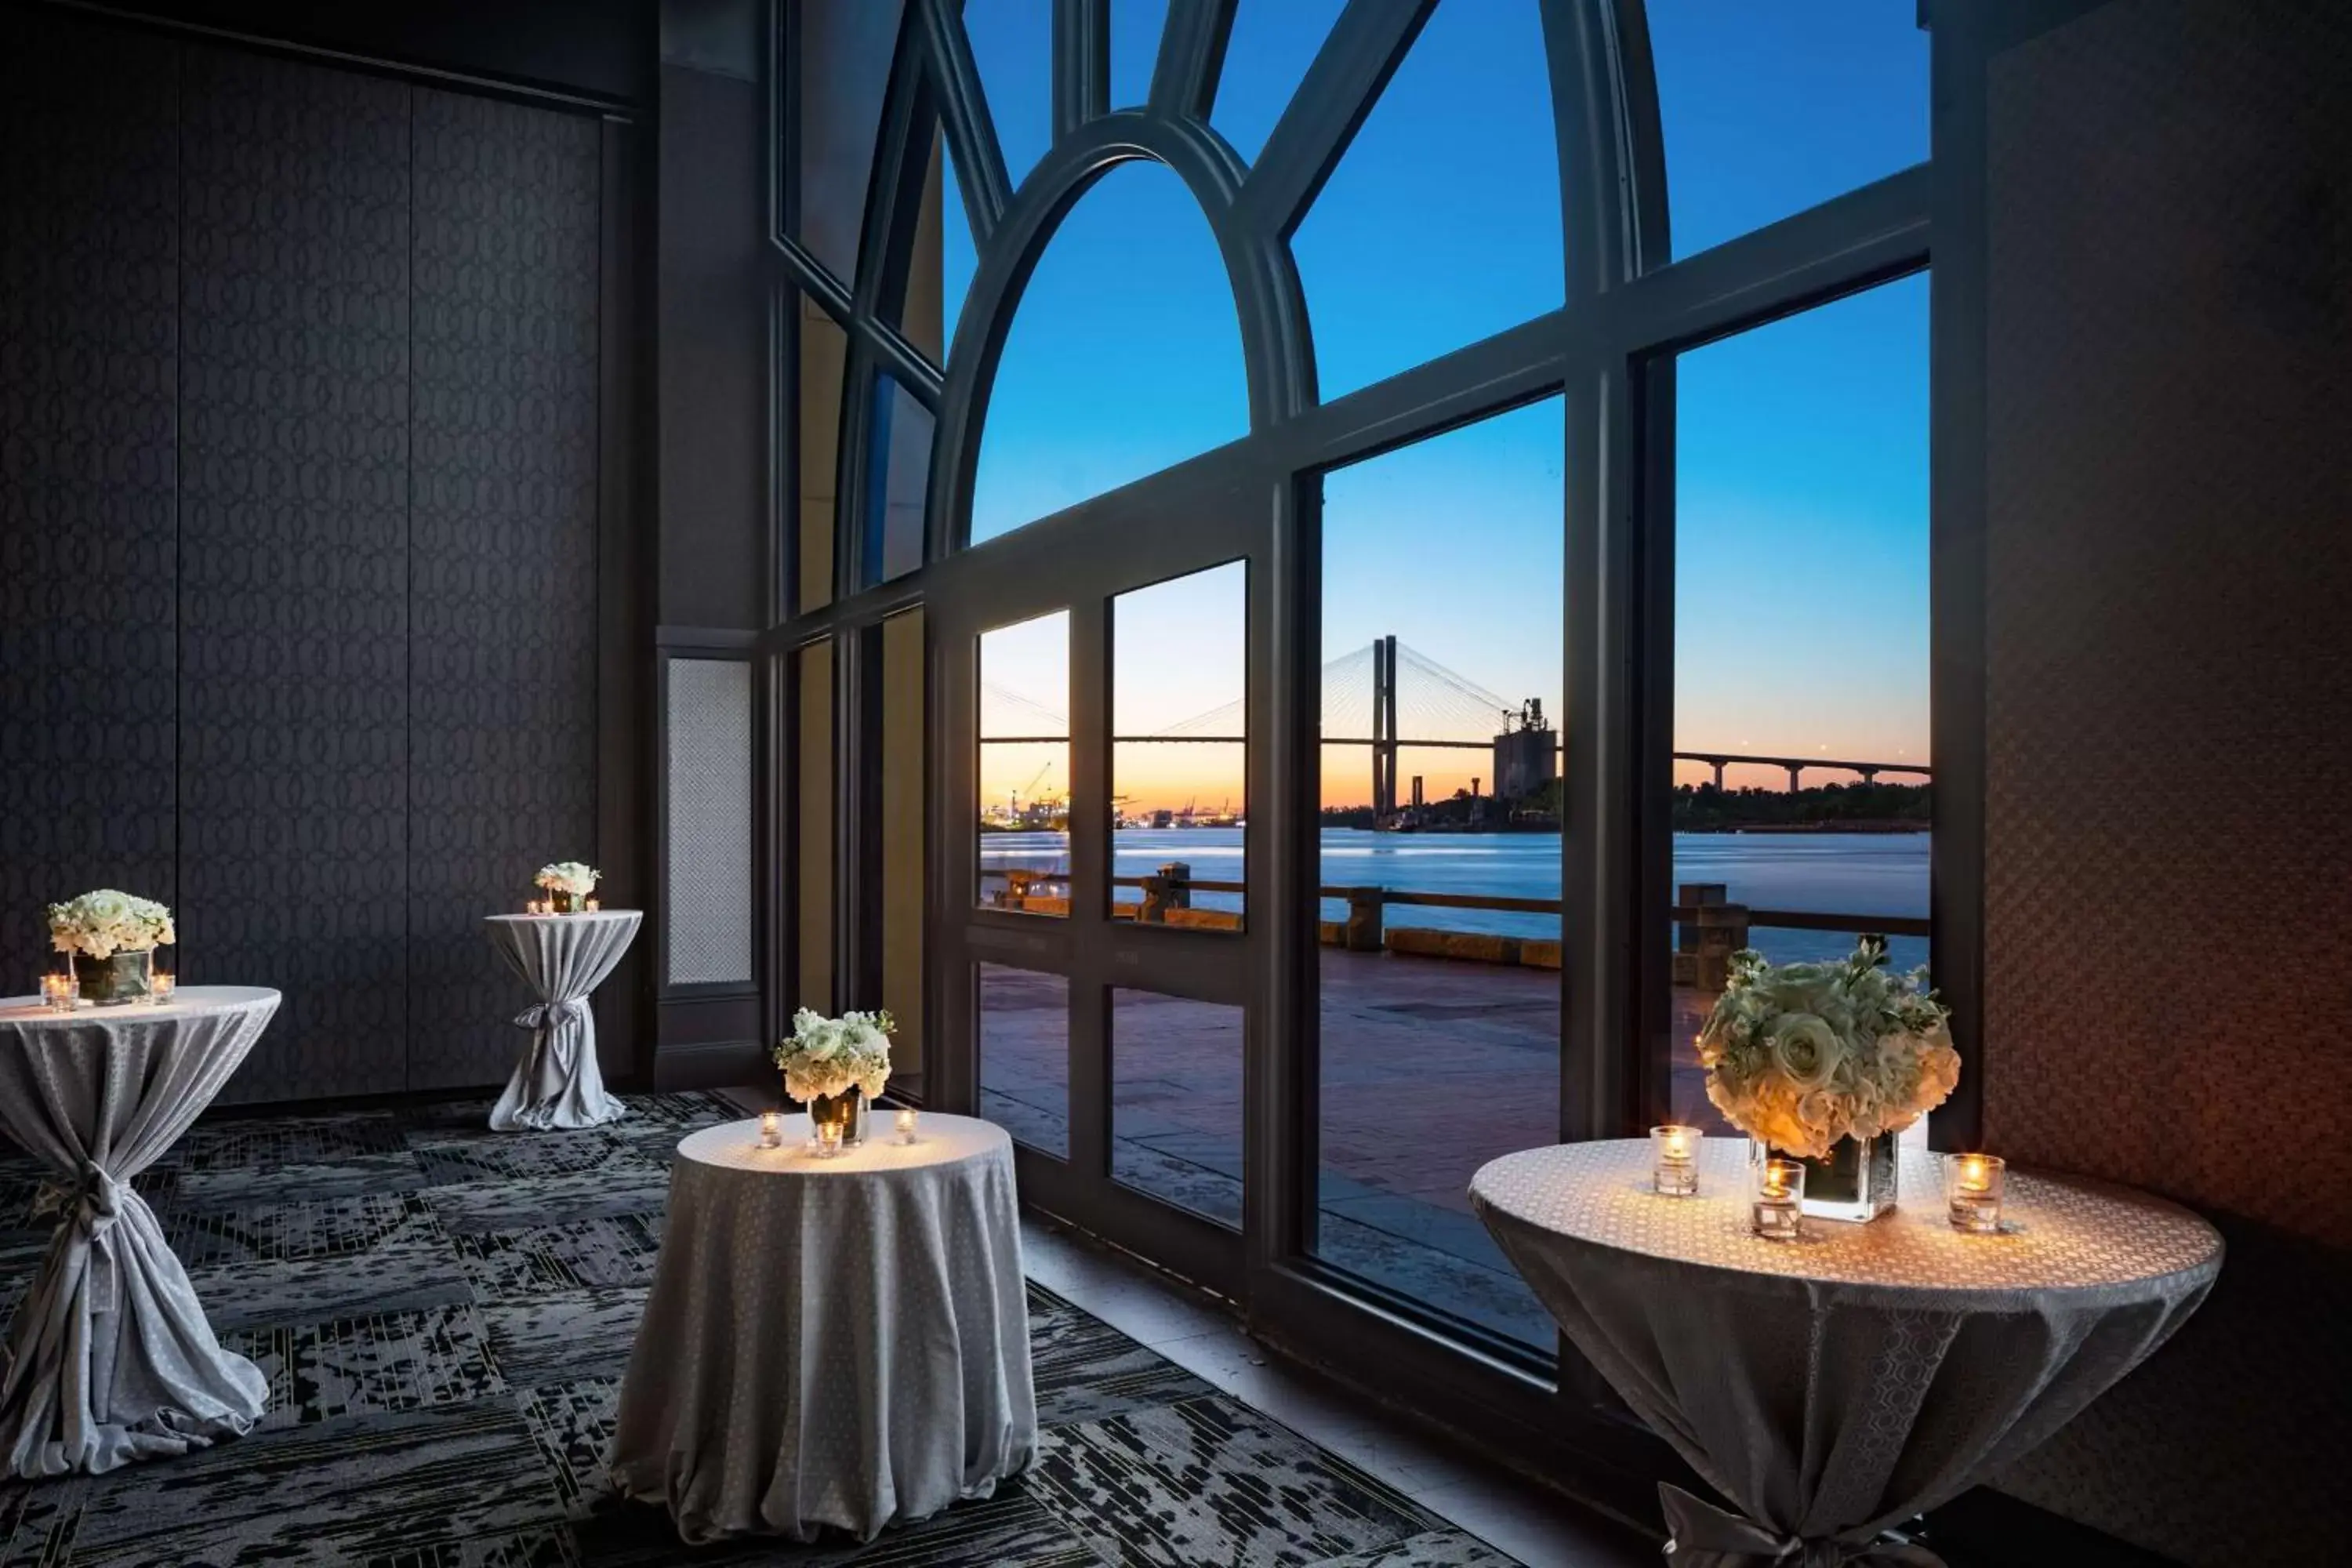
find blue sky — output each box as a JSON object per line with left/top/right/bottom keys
{"left": 939, "top": 1, "right": 1930, "bottom": 793}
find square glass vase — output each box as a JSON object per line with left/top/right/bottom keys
{"left": 1751, "top": 1134, "right": 1897, "bottom": 1223}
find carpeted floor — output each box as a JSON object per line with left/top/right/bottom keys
{"left": 0, "top": 1093, "right": 1520, "bottom": 1567}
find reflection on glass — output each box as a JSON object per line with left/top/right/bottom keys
{"left": 1111, "top": 987, "right": 1241, "bottom": 1228}
{"left": 868, "top": 376, "right": 931, "bottom": 585}
{"left": 792, "top": 0, "right": 904, "bottom": 279}
{"left": 1312, "top": 398, "right": 1564, "bottom": 1357}
{"left": 1212, "top": 0, "right": 1346, "bottom": 163}
{"left": 797, "top": 639, "right": 834, "bottom": 1012}
{"left": 971, "top": 162, "right": 1246, "bottom": 546}
{"left": 978, "top": 610, "right": 1071, "bottom": 913}
{"left": 1668, "top": 276, "right": 1930, "bottom": 1136}
{"left": 1647, "top": 0, "right": 1929, "bottom": 259}
{"left": 962, "top": 0, "right": 1053, "bottom": 186}
{"left": 881, "top": 610, "right": 925, "bottom": 1073}
{"left": 797, "top": 303, "right": 848, "bottom": 613}
{"left": 1110, "top": 0, "right": 1171, "bottom": 107}
{"left": 1293, "top": 0, "right": 1560, "bottom": 399}
{"left": 979, "top": 963, "right": 1068, "bottom": 1156}
{"left": 1112, "top": 561, "right": 1245, "bottom": 929}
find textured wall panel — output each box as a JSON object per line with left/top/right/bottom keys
{"left": 178, "top": 47, "right": 412, "bottom": 1103}
{"left": 1978, "top": 1, "right": 2352, "bottom": 1559}
{"left": 665, "top": 659, "right": 753, "bottom": 986}
{"left": 405, "top": 88, "right": 604, "bottom": 1091}
{"left": 0, "top": 11, "right": 181, "bottom": 993}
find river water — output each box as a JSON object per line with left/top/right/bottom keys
{"left": 980, "top": 826, "right": 1931, "bottom": 968}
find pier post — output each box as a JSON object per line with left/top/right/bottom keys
{"left": 1140, "top": 861, "right": 1192, "bottom": 923}
{"left": 1695, "top": 902, "right": 1751, "bottom": 992}
{"left": 1342, "top": 887, "right": 1385, "bottom": 952}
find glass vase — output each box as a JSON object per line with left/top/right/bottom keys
{"left": 804, "top": 1087, "right": 866, "bottom": 1148}
{"left": 71, "top": 949, "right": 152, "bottom": 1006}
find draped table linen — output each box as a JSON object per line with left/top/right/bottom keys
{"left": 609, "top": 1114, "right": 1036, "bottom": 1544}
{"left": 1469, "top": 1140, "right": 2222, "bottom": 1567}
{"left": 482, "top": 911, "right": 640, "bottom": 1131}
{"left": 0, "top": 986, "right": 278, "bottom": 1478}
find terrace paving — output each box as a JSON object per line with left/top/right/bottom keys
{"left": 979, "top": 947, "right": 1722, "bottom": 1352}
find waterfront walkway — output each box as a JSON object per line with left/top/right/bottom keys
{"left": 980, "top": 947, "right": 1720, "bottom": 1352}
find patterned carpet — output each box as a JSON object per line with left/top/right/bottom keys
{"left": 0, "top": 1094, "right": 1520, "bottom": 1567}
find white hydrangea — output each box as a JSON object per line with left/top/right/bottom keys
{"left": 47, "top": 889, "right": 176, "bottom": 960}
{"left": 535, "top": 862, "right": 601, "bottom": 897}
{"left": 1695, "top": 939, "right": 1957, "bottom": 1161}
{"left": 774, "top": 1007, "right": 895, "bottom": 1103}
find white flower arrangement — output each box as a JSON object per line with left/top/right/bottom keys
{"left": 1696, "top": 938, "right": 1958, "bottom": 1162}
{"left": 774, "top": 1007, "right": 895, "bottom": 1105}
{"left": 47, "top": 889, "right": 176, "bottom": 960}
{"left": 535, "top": 862, "right": 601, "bottom": 898}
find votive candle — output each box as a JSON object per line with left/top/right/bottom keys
{"left": 895, "top": 1106, "right": 920, "bottom": 1145}
{"left": 585, "top": 898, "right": 601, "bottom": 912}
{"left": 1650, "top": 1124, "right": 1701, "bottom": 1197}
{"left": 814, "top": 1120, "right": 845, "bottom": 1159}
{"left": 759, "top": 1111, "right": 782, "bottom": 1149}
{"left": 149, "top": 971, "right": 176, "bottom": 1005}
{"left": 39, "top": 973, "right": 76, "bottom": 1014}
{"left": 1945, "top": 1152, "right": 2006, "bottom": 1233}
{"left": 1751, "top": 1156, "right": 1805, "bottom": 1241}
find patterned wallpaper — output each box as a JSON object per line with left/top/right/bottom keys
{"left": 0, "top": 13, "right": 612, "bottom": 1105}
{"left": 405, "top": 88, "right": 603, "bottom": 1092}
{"left": 1977, "top": 0, "right": 2352, "bottom": 1560}
{"left": 0, "top": 10, "right": 182, "bottom": 996}
{"left": 179, "top": 46, "right": 415, "bottom": 1102}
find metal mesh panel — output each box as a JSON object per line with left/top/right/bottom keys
{"left": 665, "top": 658, "right": 753, "bottom": 985}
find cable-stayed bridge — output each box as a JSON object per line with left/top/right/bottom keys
{"left": 982, "top": 637, "right": 1930, "bottom": 804}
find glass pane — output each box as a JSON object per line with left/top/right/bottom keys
{"left": 971, "top": 162, "right": 1247, "bottom": 546}
{"left": 797, "top": 639, "right": 835, "bottom": 1012}
{"left": 867, "top": 374, "right": 931, "bottom": 585}
{"left": 980, "top": 963, "right": 1069, "bottom": 1156}
{"left": 1212, "top": 0, "right": 1345, "bottom": 163}
{"left": 796, "top": 302, "right": 848, "bottom": 613}
{"left": 978, "top": 609, "right": 1071, "bottom": 913}
{"left": 1112, "top": 561, "right": 1246, "bottom": 929}
{"left": 881, "top": 609, "right": 926, "bottom": 1081}
{"left": 963, "top": 0, "right": 1053, "bottom": 187}
{"left": 1293, "top": 0, "right": 1560, "bottom": 399}
{"left": 1313, "top": 397, "right": 1564, "bottom": 1359}
{"left": 1110, "top": 0, "right": 1170, "bottom": 107}
{"left": 904, "top": 131, "right": 955, "bottom": 364}
{"left": 1668, "top": 274, "right": 1932, "bottom": 1138}
{"left": 793, "top": 0, "right": 906, "bottom": 281}
{"left": 1112, "top": 987, "right": 1242, "bottom": 1228}
{"left": 1648, "top": 0, "right": 1929, "bottom": 259}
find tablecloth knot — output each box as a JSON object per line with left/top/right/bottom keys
{"left": 514, "top": 997, "right": 590, "bottom": 1030}
{"left": 1660, "top": 1486, "right": 1944, "bottom": 1568}
{"left": 72, "top": 1160, "right": 124, "bottom": 1316}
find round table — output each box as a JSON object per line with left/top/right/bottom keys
{"left": 481, "top": 910, "right": 641, "bottom": 1131}
{"left": 0, "top": 986, "right": 278, "bottom": 1477}
{"left": 1470, "top": 1139, "right": 2222, "bottom": 1566}
{"left": 608, "top": 1113, "right": 1036, "bottom": 1544}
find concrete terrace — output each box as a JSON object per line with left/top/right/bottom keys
{"left": 980, "top": 949, "right": 1722, "bottom": 1352}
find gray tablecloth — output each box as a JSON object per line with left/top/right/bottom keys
{"left": 483, "top": 911, "right": 639, "bottom": 1131}
{"left": 609, "top": 1114, "right": 1036, "bottom": 1544}
{"left": 0, "top": 986, "right": 278, "bottom": 1477}
{"left": 1470, "top": 1140, "right": 2222, "bottom": 1567}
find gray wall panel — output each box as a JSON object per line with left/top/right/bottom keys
{"left": 0, "top": 9, "right": 182, "bottom": 995}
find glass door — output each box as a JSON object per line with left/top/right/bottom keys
{"left": 928, "top": 477, "right": 1266, "bottom": 1298}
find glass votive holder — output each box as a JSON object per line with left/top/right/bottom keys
{"left": 1650, "top": 1124, "right": 1702, "bottom": 1196}
{"left": 895, "top": 1106, "right": 920, "bottom": 1145}
{"left": 814, "top": 1120, "right": 845, "bottom": 1159}
{"left": 1751, "top": 1156, "right": 1806, "bottom": 1241}
{"left": 585, "top": 898, "right": 601, "bottom": 912}
{"left": 1944, "top": 1152, "right": 2006, "bottom": 1233}
{"left": 759, "top": 1111, "right": 782, "bottom": 1149}
{"left": 148, "top": 971, "right": 176, "bottom": 1006}
{"left": 39, "top": 973, "right": 78, "bottom": 1014}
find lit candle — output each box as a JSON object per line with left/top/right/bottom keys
{"left": 1751, "top": 1156, "right": 1805, "bottom": 1241}
{"left": 1944, "top": 1152, "right": 2006, "bottom": 1233}
{"left": 585, "top": 898, "right": 600, "bottom": 912}
{"left": 895, "top": 1106, "right": 920, "bottom": 1145}
{"left": 39, "top": 973, "right": 76, "bottom": 1013}
{"left": 815, "top": 1120, "right": 845, "bottom": 1159}
{"left": 759, "top": 1111, "right": 782, "bottom": 1149}
{"left": 1650, "top": 1124, "right": 1701, "bottom": 1197}
{"left": 150, "top": 971, "right": 176, "bottom": 1005}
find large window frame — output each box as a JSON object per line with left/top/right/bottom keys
{"left": 761, "top": 0, "right": 1969, "bottom": 1501}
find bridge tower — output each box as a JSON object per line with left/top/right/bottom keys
{"left": 1371, "top": 634, "right": 1399, "bottom": 821}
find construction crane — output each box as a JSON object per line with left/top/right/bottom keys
{"left": 1011, "top": 760, "right": 1053, "bottom": 817}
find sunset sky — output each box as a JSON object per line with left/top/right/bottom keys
{"left": 956, "top": 2, "right": 1930, "bottom": 814}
